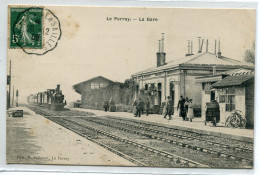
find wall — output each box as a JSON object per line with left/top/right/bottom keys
{"left": 201, "top": 90, "right": 211, "bottom": 120}
{"left": 245, "top": 80, "right": 254, "bottom": 128}
{"left": 184, "top": 75, "right": 202, "bottom": 107}
{"left": 216, "top": 86, "right": 246, "bottom": 124}
{"left": 81, "top": 81, "right": 135, "bottom": 109}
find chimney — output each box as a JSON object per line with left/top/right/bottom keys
{"left": 198, "top": 37, "right": 201, "bottom": 53}
{"left": 214, "top": 39, "right": 217, "bottom": 55}
{"left": 217, "top": 38, "right": 221, "bottom": 58}
{"left": 185, "top": 40, "right": 194, "bottom": 56}
{"left": 156, "top": 33, "right": 166, "bottom": 67}
{"left": 188, "top": 40, "right": 190, "bottom": 54}
{"left": 206, "top": 39, "right": 208, "bottom": 52}
{"left": 158, "top": 40, "right": 161, "bottom": 52}
{"left": 191, "top": 41, "right": 193, "bottom": 54}
{"left": 185, "top": 40, "right": 190, "bottom": 56}
{"left": 161, "top": 33, "right": 164, "bottom": 52}
{"left": 200, "top": 39, "right": 204, "bottom": 53}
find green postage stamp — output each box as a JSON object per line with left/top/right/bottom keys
{"left": 10, "top": 7, "right": 43, "bottom": 49}
{"left": 9, "top": 6, "right": 61, "bottom": 55}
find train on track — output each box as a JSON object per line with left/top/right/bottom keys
{"left": 27, "top": 84, "right": 66, "bottom": 111}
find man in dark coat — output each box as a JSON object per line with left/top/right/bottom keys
{"left": 164, "top": 96, "right": 173, "bottom": 120}
{"left": 177, "top": 95, "right": 186, "bottom": 120}
{"left": 135, "top": 98, "right": 142, "bottom": 117}
{"left": 145, "top": 98, "right": 150, "bottom": 116}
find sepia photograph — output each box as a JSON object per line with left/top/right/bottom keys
{"left": 6, "top": 5, "right": 255, "bottom": 169}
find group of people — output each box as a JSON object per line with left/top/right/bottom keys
{"left": 104, "top": 95, "right": 194, "bottom": 122}
{"left": 133, "top": 98, "right": 150, "bottom": 117}
{"left": 132, "top": 95, "right": 194, "bottom": 122}
{"left": 177, "top": 95, "right": 194, "bottom": 122}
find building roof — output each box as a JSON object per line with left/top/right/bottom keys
{"left": 196, "top": 68, "right": 253, "bottom": 83}
{"left": 212, "top": 71, "right": 254, "bottom": 88}
{"left": 73, "top": 76, "right": 114, "bottom": 88}
{"left": 133, "top": 52, "right": 254, "bottom": 76}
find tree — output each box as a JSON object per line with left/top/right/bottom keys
{"left": 243, "top": 42, "right": 255, "bottom": 64}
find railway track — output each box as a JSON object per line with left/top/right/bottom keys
{"left": 26, "top": 105, "right": 253, "bottom": 168}
{"left": 80, "top": 117, "right": 253, "bottom": 161}
{"left": 48, "top": 117, "right": 208, "bottom": 168}
{"left": 105, "top": 116, "right": 253, "bottom": 152}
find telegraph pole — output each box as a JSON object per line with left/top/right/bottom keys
{"left": 12, "top": 85, "right": 14, "bottom": 107}
{"left": 8, "top": 60, "right": 11, "bottom": 109}
{"left": 16, "top": 89, "right": 19, "bottom": 107}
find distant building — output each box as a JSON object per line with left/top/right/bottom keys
{"left": 132, "top": 34, "right": 254, "bottom": 115}
{"left": 73, "top": 76, "right": 114, "bottom": 107}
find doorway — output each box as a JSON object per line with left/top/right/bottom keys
{"left": 210, "top": 90, "right": 215, "bottom": 101}
{"left": 157, "top": 83, "right": 162, "bottom": 105}
{"left": 170, "top": 82, "right": 175, "bottom": 114}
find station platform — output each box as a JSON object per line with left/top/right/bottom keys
{"left": 71, "top": 108, "right": 254, "bottom": 143}
{"left": 6, "top": 107, "right": 135, "bottom": 166}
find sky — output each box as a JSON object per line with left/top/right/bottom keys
{"left": 7, "top": 6, "right": 256, "bottom": 103}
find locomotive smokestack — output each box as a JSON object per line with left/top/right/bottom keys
{"left": 56, "top": 84, "right": 60, "bottom": 93}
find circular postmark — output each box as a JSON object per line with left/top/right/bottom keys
{"left": 12, "top": 7, "right": 61, "bottom": 55}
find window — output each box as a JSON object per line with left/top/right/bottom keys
{"left": 91, "top": 82, "right": 100, "bottom": 89}
{"left": 100, "top": 83, "right": 104, "bottom": 88}
{"left": 226, "top": 95, "right": 235, "bottom": 112}
{"left": 219, "top": 87, "right": 235, "bottom": 112}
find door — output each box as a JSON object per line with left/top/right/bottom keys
{"left": 170, "top": 82, "right": 175, "bottom": 114}
{"left": 210, "top": 90, "right": 215, "bottom": 101}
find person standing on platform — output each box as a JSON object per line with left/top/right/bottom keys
{"left": 177, "top": 95, "right": 186, "bottom": 120}
{"left": 135, "top": 98, "right": 142, "bottom": 117}
{"left": 145, "top": 98, "right": 150, "bottom": 116}
{"left": 109, "top": 97, "right": 115, "bottom": 112}
{"left": 103, "top": 98, "right": 109, "bottom": 112}
{"left": 187, "top": 99, "right": 194, "bottom": 122}
{"left": 184, "top": 97, "right": 189, "bottom": 120}
{"left": 133, "top": 99, "right": 138, "bottom": 116}
{"left": 164, "top": 96, "right": 173, "bottom": 120}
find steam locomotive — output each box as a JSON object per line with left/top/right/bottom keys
{"left": 27, "top": 84, "right": 66, "bottom": 111}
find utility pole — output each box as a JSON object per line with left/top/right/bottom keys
{"left": 16, "top": 89, "right": 19, "bottom": 107}
{"left": 8, "top": 60, "right": 11, "bottom": 109}
{"left": 12, "top": 85, "right": 14, "bottom": 107}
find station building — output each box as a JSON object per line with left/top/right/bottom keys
{"left": 73, "top": 76, "right": 114, "bottom": 107}
{"left": 131, "top": 34, "right": 254, "bottom": 116}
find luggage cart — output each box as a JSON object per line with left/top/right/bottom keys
{"left": 205, "top": 101, "right": 220, "bottom": 127}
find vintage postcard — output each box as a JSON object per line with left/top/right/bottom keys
{"left": 6, "top": 5, "right": 255, "bottom": 168}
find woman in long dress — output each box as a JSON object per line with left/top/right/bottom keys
{"left": 187, "top": 99, "right": 194, "bottom": 122}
